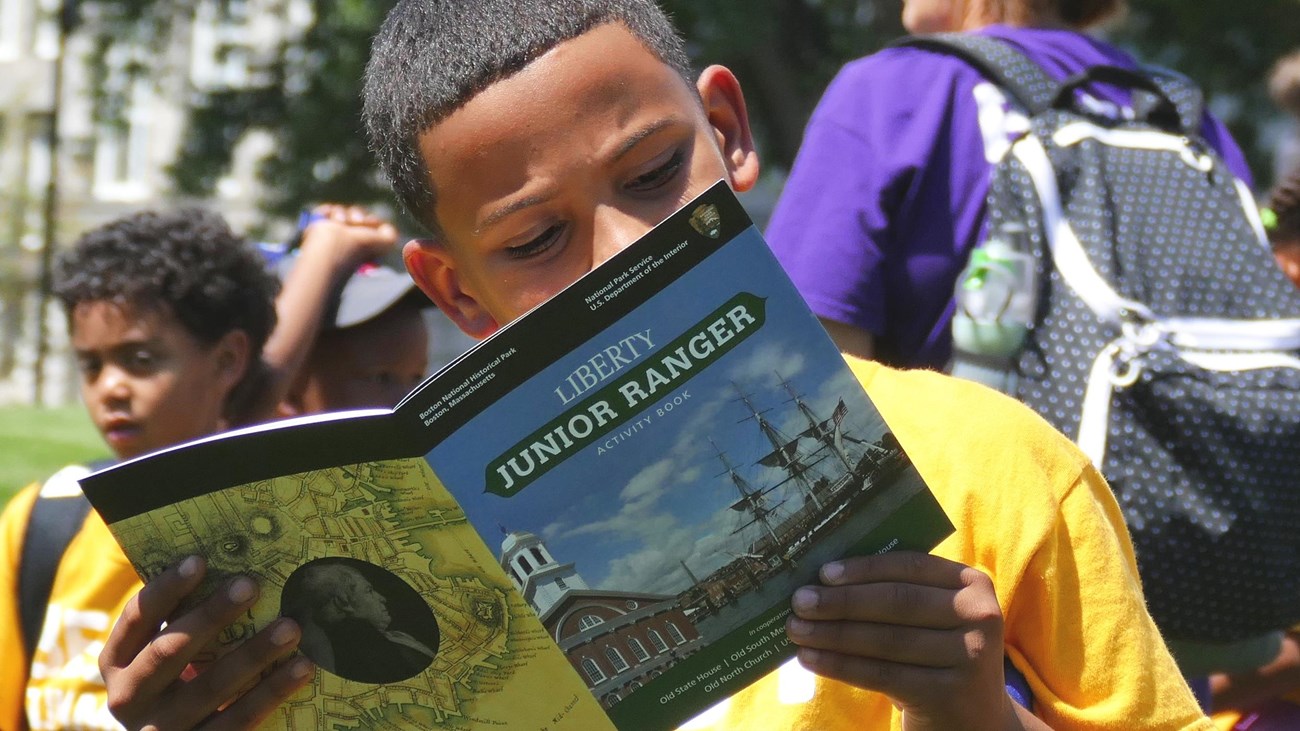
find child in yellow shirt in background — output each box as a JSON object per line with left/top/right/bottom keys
{"left": 0, "top": 205, "right": 401, "bottom": 730}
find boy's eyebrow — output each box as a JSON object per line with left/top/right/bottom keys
{"left": 106, "top": 336, "right": 163, "bottom": 355}
{"left": 478, "top": 117, "right": 681, "bottom": 234}
{"left": 613, "top": 118, "right": 676, "bottom": 161}
{"left": 480, "top": 194, "right": 552, "bottom": 233}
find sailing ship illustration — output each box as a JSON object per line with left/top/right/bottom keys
{"left": 679, "top": 374, "right": 912, "bottom": 630}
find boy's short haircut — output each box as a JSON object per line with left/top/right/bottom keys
{"left": 362, "top": 0, "right": 692, "bottom": 236}
{"left": 1269, "top": 50, "right": 1300, "bottom": 118}
{"left": 54, "top": 208, "right": 279, "bottom": 415}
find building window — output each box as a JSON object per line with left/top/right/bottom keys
{"left": 581, "top": 657, "right": 606, "bottom": 685}
{"left": 517, "top": 553, "right": 533, "bottom": 573}
{"left": 628, "top": 637, "right": 650, "bottom": 662}
{"left": 578, "top": 614, "right": 605, "bottom": 632}
{"left": 32, "top": 0, "right": 60, "bottom": 59}
{"left": 648, "top": 629, "right": 668, "bottom": 653}
{"left": 605, "top": 646, "right": 629, "bottom": 673}
{"left": 0, "top": 0, "right": 21, "bottom": 60}
{"left": 189, "top": 0, "right": 252, "bottom": 89}
{"left": 554, "top": 576, "right": 568, "bottom": 590}
{"left": 666, "top": 621, "right": 687, "bottom": 645}
{"left": 93, "top": 56, "right": 153, "bottom": 202}
{"left": 530, "top": 546, "right": 547, "bottom": 566}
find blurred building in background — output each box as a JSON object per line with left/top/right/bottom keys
{"left": 0, "top": 0, "right": 471, "bottom": 406}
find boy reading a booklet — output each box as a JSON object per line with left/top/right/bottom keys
{"left": 97, "top": 1, "right": 1213, "bottom": 729}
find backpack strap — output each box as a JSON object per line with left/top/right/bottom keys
{"left": 893, "top": 33, "right": 1060, "bottom": 114}
{"left": 898, "top": 34, "right": 1206, "bottom": 135}
{"left": 18, "top": 464, "right": 96, "bottom": 671}
{"left": 1140, "top": 65, "right": 1206, "bottom": 135}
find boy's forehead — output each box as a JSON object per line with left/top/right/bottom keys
{"left": 416, "top": 23, "right": 701, "bottom": 227}
{"left": 70, "top": 298, "right": 177, "bottom": 343}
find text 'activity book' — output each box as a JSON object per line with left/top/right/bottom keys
{"left": 80, "top": 182, "right": 955, "bottom": 731}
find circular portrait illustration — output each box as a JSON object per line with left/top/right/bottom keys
{"left": 281, "top": 557, "right": 439, "bottom": 683}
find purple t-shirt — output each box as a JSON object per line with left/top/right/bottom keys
{"left": 766, "top": 26, "right": 1252, "bottom": 369}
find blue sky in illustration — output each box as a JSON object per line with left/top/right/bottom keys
{"left": 424, "top": 228, "right": 889, "bottom": 597}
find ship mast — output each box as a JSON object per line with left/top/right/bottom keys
{"left": 777, "top": 373, "right": 854, "bottom": 472}
{"left": 733, "top": 383, "right": 825, "bottom": 510}
{"left": 711, "top": 438, "right": 786, "bottom": 547}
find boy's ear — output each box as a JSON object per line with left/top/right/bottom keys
{"left": 697, "top": 65, "right": 760, "bottom": 193}
{"left": 403, "top": 239, "right": 499, "bottom": 340}
{"left": 213, "top": 329, "right": 251, "bottom": 395}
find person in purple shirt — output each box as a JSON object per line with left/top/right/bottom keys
{"left": 766, "top": 0, "right": 1252, "bottom": 370}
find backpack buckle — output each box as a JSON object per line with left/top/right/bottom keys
{"left": 1109, "top": 317, "right": 1165, "bottom": 388}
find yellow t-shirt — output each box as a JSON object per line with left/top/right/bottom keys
{"left": 0, "top": 470, "right": 140, "bottom": 731}
{"left": 678, "top": 360, "right": 1212, "bottom": 730}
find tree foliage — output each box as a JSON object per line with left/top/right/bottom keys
{"left": 1112, "top": 0, "right": 1300, "bottom": 187}
{"left": 82, "top": 0, "right": 1300, "bottom": 224}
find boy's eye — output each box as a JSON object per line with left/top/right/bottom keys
{"left": 505, "top": 224, "right": 565, "bottom": 260}
{"left": 626, "top": 149, "right": 685, "bottom": 193}
{"left": 126, "top": 349, "right": 159, "bottom": 373}
{"left": 76, "top": 357, "right": 101, "bottom": 379}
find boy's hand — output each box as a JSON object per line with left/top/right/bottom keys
{"left": 299, "top": 204, "right": 399, "bottom": 268}
{"left": 786, "top": 552, "right": 1026, "bottom": 731}
{"left": 100, "top": 556, "right": 312, "bottom": 730}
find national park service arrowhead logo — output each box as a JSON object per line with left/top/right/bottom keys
{"left": 689, "top": 203, "right": 722, "bottom": 239}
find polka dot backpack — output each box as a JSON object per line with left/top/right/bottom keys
{"left": 908, "top": 34, "right": 1300, "bottom": 645}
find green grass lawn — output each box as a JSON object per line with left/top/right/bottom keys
{"left": 0, "top": 405, "right": 107, "bottom": 508}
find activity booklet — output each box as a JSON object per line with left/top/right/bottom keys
{"left": 80, "top": 181, "right": 955, "bottom": 731}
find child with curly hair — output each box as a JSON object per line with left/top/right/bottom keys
{"left": 0, "top": 205, "right": 395, "bottom": 730}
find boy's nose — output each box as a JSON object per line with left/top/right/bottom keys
{"left": 97, "top": 366, "right": 132, "bottom": 401}
{"left": 592, "top": 208, "right": 655, "bottom": 268}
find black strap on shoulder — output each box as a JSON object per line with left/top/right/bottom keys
{"left": 1053, "top": 66, "right": 1184, "bottom": 131}
{"left": 894, "top": 33, "right": 1205, "bottom": 134}
{"left": 1140, "top": 65, "right": 1205, "bottom": 134}
{"left": 18, "top": 461, "right": 108, "bottom": 671}
{"left": 892, "top": 33, "right": 1060, "bottom": 114}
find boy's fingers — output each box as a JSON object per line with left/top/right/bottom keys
{"left": 796, "top": 647, "right": 951, "bottom": 701}
{"left": 792, "top": 582, "right": 963, "bottom": 628}
{"left": 204, "top": 656, "right": 314, "bottom": 731}
{"left": 101, "top": 556, "right": 206, "bottom": 670}
{"left": 820, "top": 552, "right": 970, "bottom": 589}
{"left": 165, "top": 619, "right": 305, "bottom": 729}
{"left": 785, "top": 619, "right": 964, "bottom": 669}
{"left": 121, "top": 576, "right": 261, "bottom": 706}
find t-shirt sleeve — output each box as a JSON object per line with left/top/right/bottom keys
{"left": 0, "top": 484, "right": 41, "bottom": 731}
{"left": 1005, "top": 464, "right": 1213, "bottom": 730}
{"left": 765, "top": 48, "right": 993, "bottom": 353}
{"left": 1199, "top": 114, "right": 1254, "bottom": 189}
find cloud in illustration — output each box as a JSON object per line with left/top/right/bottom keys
{"left": 725, "top": 340, "right": 808, "bottom": 385}
{"left": 598, "top": 505, "right": 743, "bottom": 594}
{"left": 566, "top": 458, "right": 677, "bottom": 540}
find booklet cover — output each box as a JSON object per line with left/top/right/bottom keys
{"left": 80, "top": 181, "right": 955, "bottom": 731}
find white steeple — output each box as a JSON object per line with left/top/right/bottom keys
{"left": 500, "top": 530, "right": 588, "bottom": 615}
